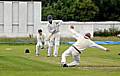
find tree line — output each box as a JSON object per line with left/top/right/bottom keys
{"left": 41, "top": 0, "right": 120, "bottom": 21}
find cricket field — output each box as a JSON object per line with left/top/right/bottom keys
{"left": 0, "top": 44, "right": 120, "bottom": 76}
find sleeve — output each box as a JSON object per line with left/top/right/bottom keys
{"left": 70, "top": 29, "right": 81, "bottom": 40}
{"left": 56, "top": 21, "right": 62, "bottom": 27}
{"left": 70, "top": 29, "right": 78, "bottom": 35}
{"left": 43, "top": 33, "right": 46, "bottom": 41}
{"left": 54, "top": 20, "right": 62, "bottom": 27}
{"left": 36, "top": 34, "right": 39, "bottom": 42}
{"left": 54, "top": 21, "right": 61, "bottom": 33}
{"left": 89, "top": 41, "right": 107, "bottom": 51}
{"left": 41, "top": 34, "right": 45, "bottom": 45}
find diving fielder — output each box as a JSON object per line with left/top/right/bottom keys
{"left": 61, "top": 25, "right": 110, "bottom": 67}
{"left": 47, "top": 15, "right": 61, "bottom": 57}
{"left": 36, "top": 29, "right": 46, "bottom": 56}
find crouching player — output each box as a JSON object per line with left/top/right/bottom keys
{"left": 35, "top": 29, "right": 46, "bottom": 56}
{"left": 61, "top": 25, "right": 110, "bottom": 67}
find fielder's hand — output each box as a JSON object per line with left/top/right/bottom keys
{"left": 106, "top": 48, "right": 110, "bottom": 52}
{"left": 70, "top": 25, "right": 74, "bottom": 29}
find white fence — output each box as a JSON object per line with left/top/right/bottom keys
{"left": 40, "top": 21, "right": 120, "bottom": 38}
{"left": 0, "top": 1, "right": 41, "bottom": 37}
{"left": 40, "top": 21, "right": 94, "bottom": 37}
{"left": 93, "top": 21, "right": 120, "bottom": 31}
{"left": 0, "top": 1, "right": 120, "bottom": 37}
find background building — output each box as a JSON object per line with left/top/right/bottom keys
{"left": 0, "top": 1, "right": 41, "bottom": 37}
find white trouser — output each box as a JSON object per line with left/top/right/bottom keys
{"left": 36, "top": 42, "right": 43, "bottom": 55}
{"left": 48, "top": 32, "right": 60, "bottom": 57}
{"left": 61, "top": 46, "right": 80, "bottom": 67}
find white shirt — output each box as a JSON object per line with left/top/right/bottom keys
{"left": 70, "top": 29, "right": 107, "bottom": 52}
{"left": 36, "top": 33, "right": 46, "bottom": 43}
{"left": 47, "top": 20, "right": 61, "bottom": 34}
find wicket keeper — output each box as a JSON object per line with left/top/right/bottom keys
{"left": 35, "top": 29, "right": 46, "bottom": 56}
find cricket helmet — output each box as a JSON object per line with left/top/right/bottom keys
{"left": 47, "top": 15, "right": 53, "bottom": 21}
{"left": 38, "top": 29, "right": 42, "bottom": 33}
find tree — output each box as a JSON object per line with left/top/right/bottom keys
{"left": 78, "top": 0, "right": 99, "bottom": 21}
{"left": 93, "top": 0, "right": 120, "bottom": 21}
{"left": 42, "top": 0, "right": 99, "bottom": 21}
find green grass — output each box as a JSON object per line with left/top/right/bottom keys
{"left": 0, "top": 36, "right": 120, "bottom": 43}
{"left": 0, "top": 44, "right": 120, "bottom": 76}
{"left": 62, "top": 36, "right": 120, "bottom": 42}
{"left": 92, "top": 36, "right": 120, "bottom": 41}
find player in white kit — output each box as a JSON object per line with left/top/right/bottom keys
{"left": 61, "top": 25, "right": 110, "bottom": 67}
{"left": 47, "top": 15, "right": 61, "bottom": 57}
{"left": 35, "top": 29, "right": 46, "bottom": 56}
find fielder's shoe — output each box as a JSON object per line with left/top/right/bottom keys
{"left": 47, "top": 55, "right": 51, "bottom": 57}
{"left": 36, "top": 54, "right": 39, "bottom": 56}
{"left": 67, "top": 62, "right": 79, "bottom": 67}
{"left": 63, "top": 64, "right": 68, "bottom": 67}
{"left": 54, "top": 55, "right": 58, "bottom": 57}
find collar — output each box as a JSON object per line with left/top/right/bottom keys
{"left": 84, "top": 36, "right": 89, "bottom": 39}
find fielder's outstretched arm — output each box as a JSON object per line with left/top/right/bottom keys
{"left": 69, "top": 25, "right": 78, "bottom": 35}
{"left": 90, "top": 41, "right": 110, "bottom": 52}
{"left": 69, "top": 25, "right": 80, "bottom": 40}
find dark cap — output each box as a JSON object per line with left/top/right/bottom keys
{"left": 47, "top": 15, "right": 53, "bottom": 21}
{"left": 85, "top": 33, "right": 91, "bottom": 38}
{"left": 38, "top": 29, "right": 42, "bottom": 33}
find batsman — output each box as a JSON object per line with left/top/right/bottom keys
{"left": 47, "top": 15, "right": 62, "bottom": 57}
